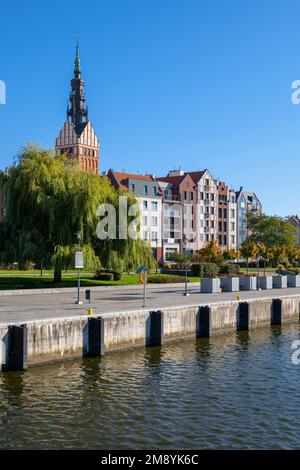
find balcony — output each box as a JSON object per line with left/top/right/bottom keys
{"left": 163, "top": 192, "right": 181, "bottom": 202}
{"left": 163, "top": 238, "right": 181, "bottom": 244}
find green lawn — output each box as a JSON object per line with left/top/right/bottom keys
{"left": 0, "top": 272, "right": 200, "bottom": 290}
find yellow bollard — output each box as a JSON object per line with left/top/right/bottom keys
{"left": 236, "top": 295, "right": 241, "bottom": 301}
{"left": 87, "top": 308, "right": 93, "bottom": 316}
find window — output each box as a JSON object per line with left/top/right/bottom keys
{"left": 211, "top": 193, "right": 214, "bottom": 201}
{"left": 151, "top": 216, "right": 158, "bottom": 227}
{"left": 205, "top": 179, "right": 209, "bottom": 186}
{"left": 143, "top": 200, "right": 148, "bottom": 210}
{"left": 211, "top": 220, "right": 214, "bottom": 228}
{"left": 143, "top": 216, "right": 148, "bottom": 225}
{"left": 224, "top": 235, "right": 227, "bottom": 245}
{"left": 143, "top": 231, "right": 149, "bottom": 240}
{"left": 211, "top": 207, "right": 214, "bottom": 215}
{"left": 230, "top": 209, "right": 235, "bottom": 218}
{"left": 219, "top": 235, "right": 222, "bottom": 245}
{"left": 219, "top": 221, "right": 222, "bottom": 232}
{"left": 223, "top": 208, "right": 227, "bottom": 218}
{"left": 231, "top": 222, "right": 235, "bottom": 231}
{"left": 190, "top": 192, "right": 194, "bottom": 201}
{"left": 205, "top": 234, "right": 209, "bottom": 242}
{"left": 183, "top": 191, "right": 187, "bottom": 200}
{"left": 224, "top": 222, "right": 227, "bottom": 232}
{"left": 218, "top": 208, "right": 222, "bottom": 218}
{"left": 151, "top": 201, "right": 158, "bottom": 211}
{"left": 151, "top": 231, "right": 158, "bottom": 241}
{"left": 200, "top": 192, "right": 204, "bottom": 200}
{"left": 231, "top": 235, "right": 235, "bottom": 244}
{"left": 130, "top": 183, "right": 135, "bottom": 192}
{"left": 205, "top": 193, "right": 209, "bottom": 200}
{"left": 153, "top": 186, "right": 157, "bottom": 196}
{"left": 143, "top": 185, "right": 148, "bottom": 195}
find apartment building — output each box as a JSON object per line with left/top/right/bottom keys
{"left": 157, "top": 171, "right": 198, "bottom": 255}
{"left": 216, "top": 183, "right": 238, "bottom": 251}
{"left": 236, "top": 188, "right": 262, "bottom": 248}
{"left": 105, "top": 168, "right": 261, "bottom": 261}
{"left": 228, "top": 189, "right": 237, "bottom": 250}
{"left": 106, "top": 170, "right": 163, "bottom": 262}
{"left": 191, "top": 170, "right": 218, "bottom": 250}
{"left": 217, "top": 182, "right": 228, "bottom": 250}
{"left": 157, "top": 180, "right": 181, "bottom": 260}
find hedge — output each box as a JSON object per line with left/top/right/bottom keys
{"left": 147, "top": 275, "right": 187, "bottom": 284}
{"left": 190, "top": 263, "right": 219, "bottom": 278}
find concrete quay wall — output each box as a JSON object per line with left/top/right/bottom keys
{"left": 1, "top": 295, "right": 300, "bottom": 371}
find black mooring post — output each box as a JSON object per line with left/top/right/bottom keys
{"left": 147, "top": 311, "right": 164, "bottom": 347}
{"left": 5, "top": 324, "right": 28, "bottom": 371}
{"left": 237, "top": 302, "right": 250, "bottom": 331}
{"left": 197, "top": 306, "right": 211, "bottom": 338}
{"left": 87, "top": 317, "right": 104, "bottom": 357}
{"left": 272, "top": 298, "right": 282, "bottom": 326}
{"left": 85, "top": 289, "right": 91, "bottom": 304}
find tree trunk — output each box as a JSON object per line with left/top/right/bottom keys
{"left": 54, "top": 267, "right": 62, "bottom": 283}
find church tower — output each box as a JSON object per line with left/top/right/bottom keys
{"left": 55, "top": 41, "right": 99, "bottom": 174}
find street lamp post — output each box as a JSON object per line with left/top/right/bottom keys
{"left": 75, "top": 232, "right": 83, "bottom": 305}
{"left": 183, "top": 235, "right": 189, "bottom": 296}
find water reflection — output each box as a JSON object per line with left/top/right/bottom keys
{"left": 0, "top": 323, "right": 300, "bottom": 449}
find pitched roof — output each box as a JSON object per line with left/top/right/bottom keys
{"left": 157, "top": 175, "right": 185, "bottom": 191}
{"left": 114, "top": 171, "right": 154, "bottom": 183}
{"left": 187, "top": 171, "right": 205, "bottom": 183}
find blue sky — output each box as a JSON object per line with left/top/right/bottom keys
{"left": 0, "top": 0, "right": 300, "bottom": 215}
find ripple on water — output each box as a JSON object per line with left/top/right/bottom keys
{"left": 1, "top": 324, "right": 300, "bottom": 449}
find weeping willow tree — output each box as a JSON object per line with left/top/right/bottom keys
{"left": 0, "top": 144, "right": 114, "bottom": 280}
{"left": 0, "top": 144, "right": 156, "bottom": 280}
{"left": 92, "top": 187, "right": 156, "bottom": 273}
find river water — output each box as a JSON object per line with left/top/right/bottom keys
{"left": 0, "top": 324, "right": 300, "bottom": 449}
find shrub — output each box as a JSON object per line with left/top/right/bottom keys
{"left": 95, "top": 272, "right": 114, "bottom": 281}
{"left": 190, "top": 263, "right": 218, "bottom": 278}
{"left": 219, "top": 263, "right": 240, "bottom": 276}
{"left": 113, "top": 272, "right": 122, "bottom": 281}
{"left": 147, "top": 275, "right": 187, "bottom": 284}
{"left": 109, "top": 251, "right": 124, "bottom": 274}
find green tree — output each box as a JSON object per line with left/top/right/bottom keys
{"left": 0, "top": 144, "right": 155, "bottom": 281}
{"left": 240, "top": 241, "right": 259, "bottom": 274}
{"left": 247, "top": 213, "right": 297, "bottom": 247}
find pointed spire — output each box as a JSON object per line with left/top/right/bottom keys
{"left": 74, "top": 34, "right": 81, "bottom": 77}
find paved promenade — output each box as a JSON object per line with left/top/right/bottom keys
{"left": 0, "top": 284, "right": 300, "bottom": 324}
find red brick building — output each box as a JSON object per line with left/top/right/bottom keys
{"left": 55, "top": 42, "right": 99, "bottom": 174}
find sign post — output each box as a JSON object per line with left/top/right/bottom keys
{"left": 136, "top": 266, "right": 149, "bottom": 307}
{"left": 75, "top": 233, "right": 84, "bottom": 305}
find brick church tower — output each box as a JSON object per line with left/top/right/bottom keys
{"left": 55, "top": 41, "right": 99, "bottom": 173}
